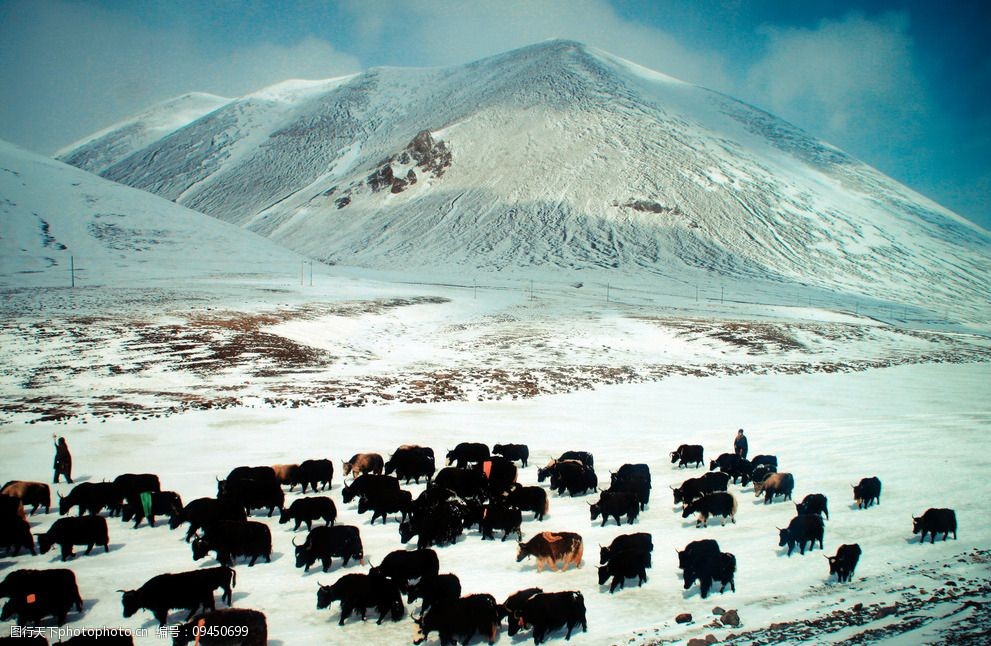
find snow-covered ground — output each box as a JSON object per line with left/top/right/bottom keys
{"left": 2, "top": 358, "right": 989, "bottom": 645}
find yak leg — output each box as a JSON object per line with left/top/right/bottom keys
{"left": 699, "top": 575, "right": 712, "bottom": 599}
{"left": 154, "top": 607, "right": 170, "bottom": 626}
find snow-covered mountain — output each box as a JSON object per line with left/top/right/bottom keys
{"left": 0, "top": 140, "right": 306, "bottom": 287}
{"left": 55, "top": 92, "right": 231, "bottom": 174}
{"left": 57, "top": 40, "right": 990, "bottom": 322}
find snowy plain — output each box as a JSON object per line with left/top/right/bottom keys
{"left": 1, "top": 350, "right": 989, "bottom": 645}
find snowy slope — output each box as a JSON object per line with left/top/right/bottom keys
{"left": 54, "top": 93, "right": 231, "bottom": 174}
{"left": 0, "top": 141, "right": 308, "bottom": 288}
{"left": 59, "top": 40, "right": 991, "bottom": 325}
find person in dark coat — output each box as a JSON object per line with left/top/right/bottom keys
{"left": 53, "top": 435, "right": 73, "bottom": 483}
{"left": 733, "top": 429, "right": 748, "bottom": 459}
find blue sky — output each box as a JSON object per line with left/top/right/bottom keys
{"left": 1, "top": 0, "right": 988, "bottom": 229}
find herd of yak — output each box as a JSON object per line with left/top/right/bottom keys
{"left": 0, "top": 440, "right": 960, "bottom": 645}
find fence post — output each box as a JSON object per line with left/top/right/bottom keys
{"left": 70, "top": 256, "right": 74, "bottom": 288}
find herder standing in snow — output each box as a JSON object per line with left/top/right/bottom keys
{"left": 53, "top": 435, "right": 72, "bottom": 484}
{"left": 734, "top": 429, "right": 748, "bottom": 460}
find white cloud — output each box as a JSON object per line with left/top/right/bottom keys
{"left": 744, "top": 13, "right": 930, "bottom": 154}
{"left": 0, "top": 1, "right": 360, "bottom": 153}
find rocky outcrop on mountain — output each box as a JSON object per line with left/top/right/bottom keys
{"left": 405, "top": 130, "right": 452, "bottom": 177}
{"left": 366, "top": 130, "right": 451, "bottom": 196}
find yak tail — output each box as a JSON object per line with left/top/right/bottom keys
{"left": 543, "top": 495, "right": 549, "bottom": 516}
{"left": 231, "top": 567, "right": 237, "bottom": 589}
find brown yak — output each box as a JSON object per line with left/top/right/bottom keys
{"left": 753, "top": 472, "right": 794, "bottom": 504}
{"left": 342, "top": 453, "right": 384, "bottom": 479}
{"left": 1, "top": 481, "right": 51, "bottom": 515}
{"left": 516, "top": 532, "right": 583, "bottom": 572}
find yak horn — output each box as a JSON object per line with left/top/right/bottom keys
{"left": 57, "top": 492, "right": 64, "bottom": 499}
{"left": 291, "top": 536, "right": 300, "bottom": 547}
